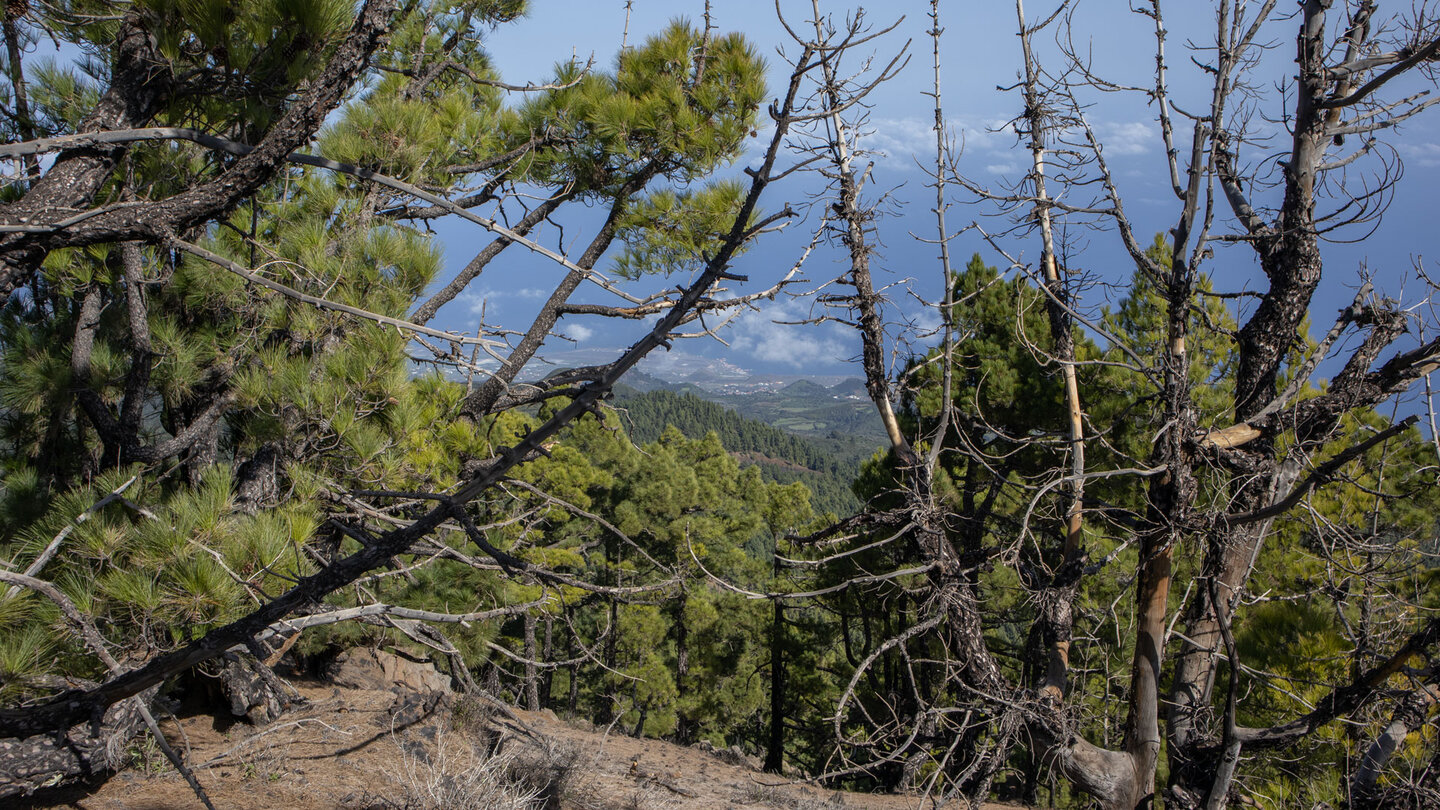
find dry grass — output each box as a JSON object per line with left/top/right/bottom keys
{"left": 374, "top": 727, "right": 543, "bottom": 810}
{"left": 735, "top": 781, "right": 849, "bottom": 809}
{"left": 30, "top": 681, "right": 1027, "bottom": 810}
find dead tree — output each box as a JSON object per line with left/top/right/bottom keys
{"left": 798, "top": 2, "right": 1440, "bottom": 808}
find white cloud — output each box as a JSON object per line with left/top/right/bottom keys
{"left": 729, "top": 299, "right": 848, "bottom": 368}
{"left": 906, "top": 305, "right": 943, "bottom": 338}
{"left": 1094, "top": 120, "right": 1155, "bottom": 156}
{"left": 455, "top": 286, "right": 551, "bottom": 318}
{"left": 862, "top": 117, "right": 939, "bottom": 169}
{"left": 563, "top": 323, "right": 594, "bottom": 343}
{"left": 458, "top": 290, "right": 491, "bottom": 315}
{"left": 740, "top": 123, "right": 778, "bottom": 167}
{"left": 848, "top": 115, "right": 1155, "bottom": 175}
{"left": 860, "top": 116, "right": 1019, "bottom": 171}
{"left": 955, "top": 118, "right": 1021, "bottom": 155}
{"left": 640, "top": 350, "right": 682, "bottom": 375}
{"left": 1401, "top": 142, "right": 1440, "bottom": 168}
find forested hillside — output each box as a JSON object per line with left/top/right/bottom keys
{"left": 614, "top": 388, "right": 865, "bottom": 516}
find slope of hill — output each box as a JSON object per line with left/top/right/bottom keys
{"left": 26, "top": 673, "right": 1022, "bottom": 810}
{"left": 612, "top": 388, "right": 868, "bottom": 517}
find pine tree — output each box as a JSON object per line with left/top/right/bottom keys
{"left": 0, "top": 0, "right": 782, "bottom": 793}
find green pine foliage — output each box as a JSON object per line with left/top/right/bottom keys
{"left": 1221, "top": 406, "right": 1440, "bottom": 805}
{"left": 0, "top": 0, "right": 793, "bottom": 763}
{"left": 407, "top": 411, "right": 823, "bottom": 749}
{"left": 614, "top": 182, "right": 752, "bottom": 279}
{"left": 0, "top": 466, "right": 316, "bottom": 697}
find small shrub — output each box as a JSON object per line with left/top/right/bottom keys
{"left": 508, "top": 739, "right": 590, "bottom": 810}
{"left": 450, "top": 693, "right": 492, "bottom": 736}
{"left": 124, "top": 735, "right": 171, "bottom": 776}
{"left": 380, "top": 728, "right": 542, "bottom": 810}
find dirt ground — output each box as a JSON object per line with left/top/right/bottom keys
{"left": 17, "top": 679, "right": 1027, "bottom": 810}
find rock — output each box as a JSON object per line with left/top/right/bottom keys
{"left": 718, "top": 745, "right": 761, "bottom": 770}
{"left": 326, "top": 648, "right": 452, "bottom": 694}
{"left": 218, "top": 651, "right": 297, "bottom": 724}
{"left": 397, "top": 738, "right": 431, "bottom": 764}
{"left": 389, "top": 691, "right": 447, "bottom": 728}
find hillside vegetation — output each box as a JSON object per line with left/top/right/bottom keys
{"left": 614, "top": 387, "right": 867, "bottom": 516}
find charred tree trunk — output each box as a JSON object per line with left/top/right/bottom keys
{"left": 234, "top": 443, "right": 283, "bottom": 513}
{"left": 0, "top": 687, "right": 156, "bottom": 801}
{"left": 764, "top": 585, "right": 785, "bottom": 774}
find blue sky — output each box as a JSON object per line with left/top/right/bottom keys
{"left": 425, "top": 1, "right": 1440, "bottom": 382}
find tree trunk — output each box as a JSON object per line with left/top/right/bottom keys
{"left": 764, "top": 586, "right": 785, "bottom": 773}
{"left": 523, "top": 612, "right": 540, "bottom": 712}
{"left": 234, "top": 443, "right": 283, "bottom": 513}
{"left": 0, "top": 13, "right": 173, "bottom": 302}
{"left": 216, "top": 650, "right": 297, "bottom": 725}
{"left": 0, "top": 687, "right": 155, "bottom": 800}
{"left": 566, "top": 610, "right": 580, "bottom": 716}
{"left": 673, "top": 595, "right": 691, "bottom": 744}
{"left": 540, "top": 614, "right": 554, "bottom": 710}
{"left": 1350, "top": 685, "right": 1439, "bottom": 808}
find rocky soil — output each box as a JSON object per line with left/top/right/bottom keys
{"left": 15, "top": 650, "right": 1024, "bottom": 810}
